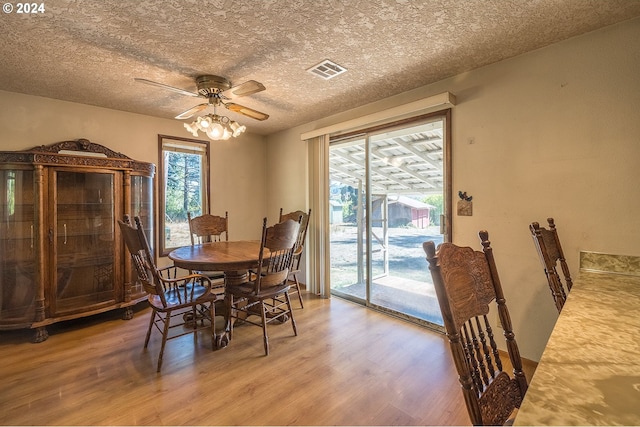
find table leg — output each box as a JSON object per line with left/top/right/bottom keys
{"left": 216, "top": 270, "right": 251, "bottom": 348}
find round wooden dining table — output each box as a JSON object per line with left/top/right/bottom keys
{"left": 168, "top": 240, "right": 262, "bottom": 348}
{"left": 168, "top": 240, "right": 262, "bottom": 285}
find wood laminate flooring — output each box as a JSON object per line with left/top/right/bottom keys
{"left": 0, "top": 293, "right": 535, "bottom": 425}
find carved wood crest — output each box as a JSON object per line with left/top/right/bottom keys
{"left": 27, "top": 138, "right": 130, "bottom": 158}
{"left": 1, "top": 138, "right": 154, "bottom": 176}
{"left": 436, "top": 243, "right": 495, "bottom": 331}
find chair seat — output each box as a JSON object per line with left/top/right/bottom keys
{"left": 148, "top": 283, "right": 219, "bottom": 310}
{"left": 198, "top": 270, "right": 225, "bottom": 278}
{"left": 194, "top": 270, "right": 225, "bottom": 285}
{"left": 227, "top": 281, "right": 290, "bottom": 299}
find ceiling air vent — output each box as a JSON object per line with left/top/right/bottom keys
{"left": 307, "top": 59, "right": 347, "bottom": 80}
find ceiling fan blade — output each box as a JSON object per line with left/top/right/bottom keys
{"left": 175, "top": 104, "right": 209, "bottom": 120}
{"left": 225, "top": 103, "right": 270, "bottom": 121}
{"left": 134, "top": 78, "right": 200, "bottom": 98}
{"left": 229, "top": 80, "right": 266, "bottom": 97}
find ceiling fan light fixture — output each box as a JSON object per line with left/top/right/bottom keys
{"left": 135, "top": 74, "right": 268, "bottom": 138}
{"left": 208, "top": 122, "right": 224, "bottom": 139}
{"left": 186, "top": 113, "right": 245, "bottom": 141}
{"left": 197, "top": 115, "right": 212, "bottom": 128}
{"left": 135, "top": 74, "right": 267, "bottom": 139}
{"left": 184, "top": 122, "right": 200, "bottom": 137}
{"left": 230, "top": 121, "right": 247, "bottom": 137}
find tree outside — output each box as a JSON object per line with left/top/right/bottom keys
{"left": 422, "top": 194, "right": 443, "bottom": 226}
{"left": 165, "top": 151, "right": 203, "bottom": 222}
{"left": 164, "top": 151, "right": 204, "bottom": 248}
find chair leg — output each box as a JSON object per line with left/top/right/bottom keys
{"left": 157, "top": 310, "right": 172, "bottom": 372}
{"left": 284, "top": 292, "right": 298, "bottom": 336}
{"left": 209, "top": 301, "right": 216, "bottom": 350}
{"left": 260, "top": 300, "right": 269, "bottom": 356}
{"left": 225, "top": 294, "right": 234, "bottom": 340}
{"left": 144, "top": 309, "right": 157, "bottom": 348}
{"left": 192, "top": 306, "right": 198, "bottom": 329}
{"left": 292, "top": 274, "right": 304, "bottom": 308}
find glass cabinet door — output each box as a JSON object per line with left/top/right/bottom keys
{"left": 0, "top": 169, "right": 36, "bottom": 324}
{"left": 128, "top": 174, "right": 154, "bottom": 298}
{"left": 52, "top": 170, "right": 116, "bottom": 315}
{"left": 130, "top": 174, "right": 154, "bottom": 250}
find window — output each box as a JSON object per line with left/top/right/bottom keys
{"left": 158, "top": 135, "right": 210, "bottom": 256}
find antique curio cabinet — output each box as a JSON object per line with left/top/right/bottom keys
{"left": 0, "top": 139, "right": 154, "bottom": 342}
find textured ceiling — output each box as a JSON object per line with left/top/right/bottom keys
{"left": 2, "top": 0, "right": 640, "bottom": 136}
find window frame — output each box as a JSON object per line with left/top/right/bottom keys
{"left": 157, "top": 134, "right": 211, "bottom": 257}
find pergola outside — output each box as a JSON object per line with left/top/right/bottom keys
{"left": 329, "top": 119, "right": 445, "bottom": 326}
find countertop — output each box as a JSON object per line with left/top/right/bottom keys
{"left": 514, "top": 265, "right": 640, "bottom": 425}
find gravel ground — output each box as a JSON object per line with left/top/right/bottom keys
{"left": 329, "top": 225, "right": 443, "bottom": 285}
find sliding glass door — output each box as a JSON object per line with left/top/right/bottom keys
{"left": 329, "top": 112, "right": 450, "bottom": 329}
{"left": 329, "top": 136, "right": 368, "bottom": 300}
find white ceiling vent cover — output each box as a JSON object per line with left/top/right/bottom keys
{"left": 307, "top": 59, "right": 347, "bottom": 80}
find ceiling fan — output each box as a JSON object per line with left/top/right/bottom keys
{"left": 134, "top": 74, "right": 269, "bottom": 121}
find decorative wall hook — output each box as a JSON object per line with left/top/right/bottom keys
{"left": 458, "top": 191, "right": 473, "bottom": 202}
{"left": 457, "top": 191, "right": 473, "bottom": 216}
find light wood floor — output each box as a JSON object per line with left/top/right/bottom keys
{"left": 0, "top": 293, "right": 535, "bottom": 425}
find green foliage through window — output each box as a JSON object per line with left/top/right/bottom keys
{"left": 422, "top": 194, "right": 443, "bottom": 226}
{"left": 340, "top": 186, "right": 359, "bottom": 224}
{"left": 159, "top": 135, "right": 210, "bottom": 255}
{"left": 164, "top": 151, "right": 203, "bottom": 222}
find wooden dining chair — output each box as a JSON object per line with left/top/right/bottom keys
{"left": 187, "top": 211, "right": 229, "bottom": 282}
{"left": 188, "top": 211, "right": 229, "bottom": 244}
{"left": 225, "top": 217, "right": 300, "bottom": 355}
{"left": 118, "top": 215, "right": 224, "bottom": 372}
{"left": 529, "top": 218, "right": 573, "bottom": 313}
{"left": 278, "top": 208, "right": 311, "bottom": 308}
{"left": 423, "top": 231, "right": 528, "bottom": 426}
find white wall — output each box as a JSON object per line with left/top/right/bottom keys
{"left": 266, "top": 17, "right": 640, "bottom": 361}
{"left": 265, "top": 126, "right": 309, "bottom": 219}
{"left": 0, "top": 90, "right": 269, "bottom": 250}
